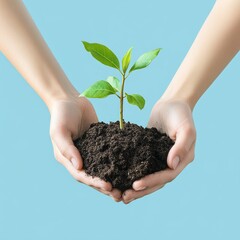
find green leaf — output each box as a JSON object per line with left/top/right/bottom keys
{"left": 125, "top": 93, "right": 145, "bottom": 110}
{"left": 80, "top": 80, "right": 117, "bottom": 98}
{"left": 107, "top": 76, "right": 121, "bottom": 92}
{"left": 122, "top": 47, "right": 132, "bottom": 73}
{"left": 82, "top": 41, "right": 120, "bottom": 70}
{"left": 129, "top": 48, "right": 161, "bottom": 72}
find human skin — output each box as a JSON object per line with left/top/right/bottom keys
{"left": 0, "top": 0, "right": 122, "bottom": 201}
{"left": 122, "top": 0, "right": 240, "bottom": 204}
{"left": 1, "top": 0, "right": 239, "bottom": 204}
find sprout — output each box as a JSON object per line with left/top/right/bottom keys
{"left": 80, "top": 41, "right": 161, "bottom": 129}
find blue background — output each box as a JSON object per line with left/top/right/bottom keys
{"left": 1, "top": 0, "right": 240, "bottom": 239}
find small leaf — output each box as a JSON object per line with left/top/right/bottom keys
{"left": 82, "top": 41, "right": 120, "bottom": 70}
{"left": 80, "top": 80, "right": 117, "bottom": 98}
{"left": 129, "top": 48, "right": 161, "bottom": 72}
{"left": 122, "top": 47, "right": 133, "bottom": 73}
{"left": 125, "top": 93, "right": 145, "bottom": 110}
{"left": 107, "top": 76, "right": 121, "bottom": 92}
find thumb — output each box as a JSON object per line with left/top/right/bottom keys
{"left": 167, "top": 126, "right": 196, "bottom": 170}
{"left": 51, "top": 127, "right": 83, "bottom": 170}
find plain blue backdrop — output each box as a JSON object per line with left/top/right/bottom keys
{"left": 1, "top": 1, "right": 240, "bottom": 239}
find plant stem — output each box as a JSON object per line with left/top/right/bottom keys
{"left": 120, "top": 74, "right": 126, "bottom": 129}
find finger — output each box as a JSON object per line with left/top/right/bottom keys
{"left": 92, "top": 186, "right": 111, "bottom": 196}
{"left": 167, "top": 124, "right": 196, "bottom": 170}
{"left": 123, "top": 185, "right": 165, "bottom": 204}
{"left": 110, "top": 188, "right": 122, "bottom": 202}
{"left": 54, "top": 144, "right": 112, "bottom": 191}
{"left": 133, "top": 146, "right": 195, "bottom": 191}
{"left": 51, "top": 127, "right": 82, "bottom": 170}
{"left": 93, "top": 187, "right": 122, "bottom": 202}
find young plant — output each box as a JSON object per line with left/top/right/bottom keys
{"left": 80, "top": 41, "right": 161, "bottom": 129}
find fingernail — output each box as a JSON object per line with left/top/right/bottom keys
{"left": 125, "top": 198, "right": 134, "bottom": 204}
{"left": 172, "top": 156, "right": 180, "bottom": 170}
{"left": 136, "top": 186, "right": 146, "bottom": 191}
{"left": 102, "top": 186, "right": 108, "bottom": 192}
{"left": 113, "top": 197, "right": 122, "bottom": 202}
{"left": 71, "top": 158, "right": 79, "bottom": 169}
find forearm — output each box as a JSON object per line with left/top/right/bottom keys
{"left": 0, "top": 0, "right": 78, "bottom": 110}
{"left": 161, "top": 0, "right": 240, "bottom": 110}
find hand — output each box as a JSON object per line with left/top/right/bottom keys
{"left": 122, "top": 100, "right": 196, "bottom": 204}
{"left": 49, "top": 96, "right": 122, "bottom": 202}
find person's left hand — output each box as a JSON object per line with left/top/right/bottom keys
{"left": 122, "top": 99, "right": 196, "bottom": 204}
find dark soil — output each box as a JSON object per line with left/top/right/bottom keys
{"left": 74, "top": 121, "right": 174, "bottom": 192}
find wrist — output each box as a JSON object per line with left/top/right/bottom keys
{"left": 160, "top": 72, "right": 202, "bottom": 111}
{"left": 160, "top": 89, "right": 196, "bottom": 111}
{"left": 43, "top": 76, "right": 80, "bottom": 112}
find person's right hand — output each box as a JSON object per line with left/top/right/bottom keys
{"left": 49, "top": 96, "right": 122, "bottom": 202}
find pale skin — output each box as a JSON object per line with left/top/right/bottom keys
{"left": 0, "top": 0, "right": 239, "bottom": 204}
{"left": 122, "top": 0, "right": 240, "bottom": 203}
{"left": 0, "top": 0, "right": 121, "bottom": 201}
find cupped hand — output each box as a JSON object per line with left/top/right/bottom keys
{"left": 122, "top": 100, "right": 196, "bottom": 204}
{"left": 49, "top": 96, "right": 122, "bottom": 202}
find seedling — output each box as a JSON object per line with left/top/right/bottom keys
{"left": 81, "top": 41, "right": 161, "bottom": 129}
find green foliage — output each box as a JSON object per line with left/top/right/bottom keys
{"left": 81, "top": 80, "right": 117, "bottom": 98}
{"left": 107, "top": 76, "right": 121, "bottom": 92}
{"left": 129, "top": 48, "right": 161, "bottom": 72}
{"left": 125, "top": 93, "right": 145, "bottom": 110}
{"left": 82, "top": 41, "right": 120, "bottom": 70}
{"left": 122, "top": 47, "right": 132, "bottom": 74}
{"left": 81, "top": 41, "right": 161, "bottom": 129}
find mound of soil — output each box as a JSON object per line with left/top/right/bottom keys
{"left": 74, "top": 121, "right": 174, "bottom": 191}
